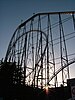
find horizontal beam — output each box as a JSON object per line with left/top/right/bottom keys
{"left": 19, "top": 11, "right": 75, "bottom": 29}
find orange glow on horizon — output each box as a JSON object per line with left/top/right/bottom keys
{"left": 44, "top": 86, "right": 49, "bottom": 94}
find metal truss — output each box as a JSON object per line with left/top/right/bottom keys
{"left": 5, "top": 11, "right": 75, "bottom": 88}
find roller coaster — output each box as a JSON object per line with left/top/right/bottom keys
{"left": 1, "top": 11, "right": 75, "bottom": 89}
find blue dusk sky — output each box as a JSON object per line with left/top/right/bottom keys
{"left": 0, "top": 0, "right": 75, "bottom": 79}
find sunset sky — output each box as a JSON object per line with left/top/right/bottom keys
{"left": 0, "top": 0, "right": 75, "bottom": 79}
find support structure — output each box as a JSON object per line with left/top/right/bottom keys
{"left": 4, "top": 11, "right": 75, "bottom": 88}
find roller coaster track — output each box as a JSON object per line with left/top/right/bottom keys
{"left": 4, "top": 11, "right": 75, "bottom": 88}
{"left": 47, "top": 58, "right": 75, "bottom": 85}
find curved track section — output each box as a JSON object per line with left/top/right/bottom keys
{"left": 5, "top": 11, "right": 75, "bottom": 88}
{"left": 47, "top": 58, "right": 75, "bottom": 85}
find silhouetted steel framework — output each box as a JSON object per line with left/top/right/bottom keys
{"left": 5, "top": 11, "right": 75, "bottom": 88}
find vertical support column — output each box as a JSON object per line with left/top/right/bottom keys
{"left": 47, "top": 14, "right": 49, "bottom": 85}
{"left": 41, "top": 32, "right": 43, "bottom": 88}
{"left": 17, "top": 28, "right": 20, "bottom": 84}
{"left": 30, "top": 19, "right": 35, "bottom": 86}
{"left": 72, "top": 12, "right": 75, "bottom": 30}
{"left": 59, "top": 13, "right": 63, "bottom": 85}
{"left": 39, "top": 15, "right": 43, "bottom": 88}
{"left": 48, "top": 14, "right": 56, "bottom": 87}
{"left": 59, "top": 13, "right": 69, "bottom": 86}
{"left": 45, "top": 54, "right": 47, "bottom": 86}
{"left": 23, "top": 25, "right": 27, "bottom": 85}
{"left": 13, "top": 36, "right": 16, "bottom": 63}
{"left": 36, "top": 16, "right": 40, "bottom": 88}
{"left": 12, "top": 36, "right": 16, "bottom": 84}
